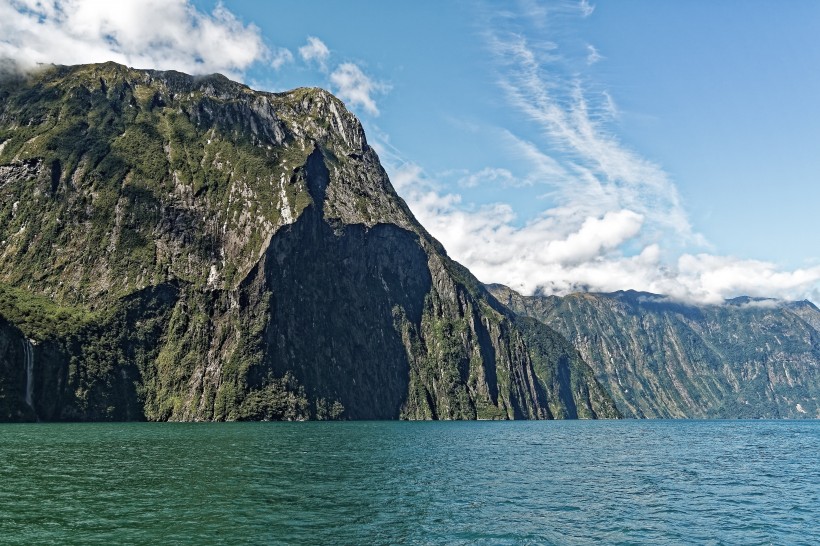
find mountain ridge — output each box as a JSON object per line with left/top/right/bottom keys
{"left": 0, "top": 62, "right": 618, "bottom": 422}
{"left": 488, "top": 283, "right": 820, "bottom": 418}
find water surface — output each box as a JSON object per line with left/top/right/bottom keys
{"left": 1, "top": 420, "right": 818, "bottom": 544}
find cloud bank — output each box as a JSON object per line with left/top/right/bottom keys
{"left": 1, "top": 2, "right": 389, "bottom": 117}
{"left": 0, "top": 0, "right": 272, "bottom": 78}
{"left": 387, "top": 158, "right": 820, "bottom": 304}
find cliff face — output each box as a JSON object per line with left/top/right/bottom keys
{"left": 489, "top": 285, "right": 820, "bottom": 419}
{"left": 0, "top": 62, "right": 617, "bottom": 421}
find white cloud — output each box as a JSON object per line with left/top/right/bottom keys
{"left": 390, "top": 162, "right": 425, "bottom": 193}
{"left": 586, "top": 44, "right": 602, "bottom": 65}
{"left": 601, "top": 90, "right": 618, "bottom": 119}
{"left": 0, "top": 0, "right": 269, "bottom": 78}
{"left": 458, "top": 167, "right": 517, "bottom": 188}
{"left": 545, "top": 210, "right": 644, "bottom": 264}
{"left": 298, "top": 36, "right": 330, "bottom": 71}
{"left": 579, "top": 0, "right": 595, "bottom": 17}
{"left": 329, "top": 62, "right": 388, "bottom": 116}
{"left": 673, "top": 254, "right": 820, "bottom": 304}
{"left": 271, "top": 47, "right": 294, "bottom": 70}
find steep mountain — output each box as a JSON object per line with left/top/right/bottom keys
{"left": 0, "top": 62, "right": 618, "bottom": 421}
{"left": 488, "top": 285, "right": 820, "bottom": 418}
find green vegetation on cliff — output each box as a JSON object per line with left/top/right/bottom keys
{"left": 0, "top": 62, "right": 618, "bottom": 422}
{"left": 489, "top": 285, "right": 820, "bottom": 419}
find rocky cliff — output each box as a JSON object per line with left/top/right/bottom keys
{"left": 0, "top": 62, "right": 618, "bottom": 421}
{"left": 488, "top": 285, "right": 820, "bottom": 418}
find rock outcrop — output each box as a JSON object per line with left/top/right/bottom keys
{"left": 0, "top": 62, "right": 618, "bottom": 421}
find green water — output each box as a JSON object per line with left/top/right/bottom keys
{"left": 1, "top": 421, "right": 818, "bottom": 545}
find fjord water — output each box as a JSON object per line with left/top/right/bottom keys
{"left": 1, "top": 421, "right": 818, "bottom": 545}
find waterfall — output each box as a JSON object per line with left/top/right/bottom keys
{"left": 21, "top": 338, "right": 34, "bottom": 410}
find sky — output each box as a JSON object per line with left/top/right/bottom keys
{"left": 2, "top": 0, "right": 819, "bottom": 304}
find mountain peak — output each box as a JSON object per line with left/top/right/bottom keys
{"left": 0, "top": 62, "right": 403, "bottom": 300}
{"left": 0, "top": 62, "right": 618, "bottom": 422}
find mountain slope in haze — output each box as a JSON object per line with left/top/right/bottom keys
{"left": 488, "top": 285, "right": 820, "bottom": 419}
{"left": 0, "top": 62, "right": 618, "bottom": 421}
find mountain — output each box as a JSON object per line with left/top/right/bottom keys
{"left": 0, "top": 62, "right": 618, "bottom": 422}
{"left": 488, "top": 285, "right": 820, "bottom": 418}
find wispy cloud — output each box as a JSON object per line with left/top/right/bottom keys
{"left": 298, "top": 36, "right": 330, "bottom": 72}
{"left": 0, "top": 0, "right": 269, "bottom": 78}
{"left": 579, "top": 0, "right": 595, "bottom": 18}
{"left": 329, "top": 62, "right": 388, "bottom": 116}
{"left": 586, "top": 44, "right": 602, "bottom": 65}
{"left": 270, "top": 47, "right": 294, "bottom": 70}
{"left": 458, "top": 167, "right": 517, "bottom": 188}
{"left": 376, "top": 4, "right": 820, "bottom": 304}
{"left": 601, "top": 90, "right": 618, "bottom": 118}
{"left": 492, "top": 33, "right": 696, "bottom": 243}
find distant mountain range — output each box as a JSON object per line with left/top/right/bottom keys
{"left": 488, "top": 285, "right": 820, "bottom": 418}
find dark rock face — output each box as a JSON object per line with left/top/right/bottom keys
{"left": 0, "top": 317, "right": 32, "bottom": 421}
{"left": 256, "top": 148, "right": 432, "bottom": 419}
{"left": 489, "top": 284, "right": 820, "bottom": 419}
{"left": 0, "top": 62, "right": 618, "bottom": 421}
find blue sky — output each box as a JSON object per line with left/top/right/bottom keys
{"left": 3, "top": 0, "right": 819, "bottom": 303}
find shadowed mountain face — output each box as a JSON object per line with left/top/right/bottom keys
{"left": 0, "top": 62, "right": 618, "bottom": 421}
{"left": 488, "top": 285, "right": 820, "bottom": 419}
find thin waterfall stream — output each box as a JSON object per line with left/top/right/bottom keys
{"left": 21, "top": 338, "right": 34, "bottom": 410}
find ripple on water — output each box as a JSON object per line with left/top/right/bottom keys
{"left": 0, "top": 420, "right": 819, "bottom": 545}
